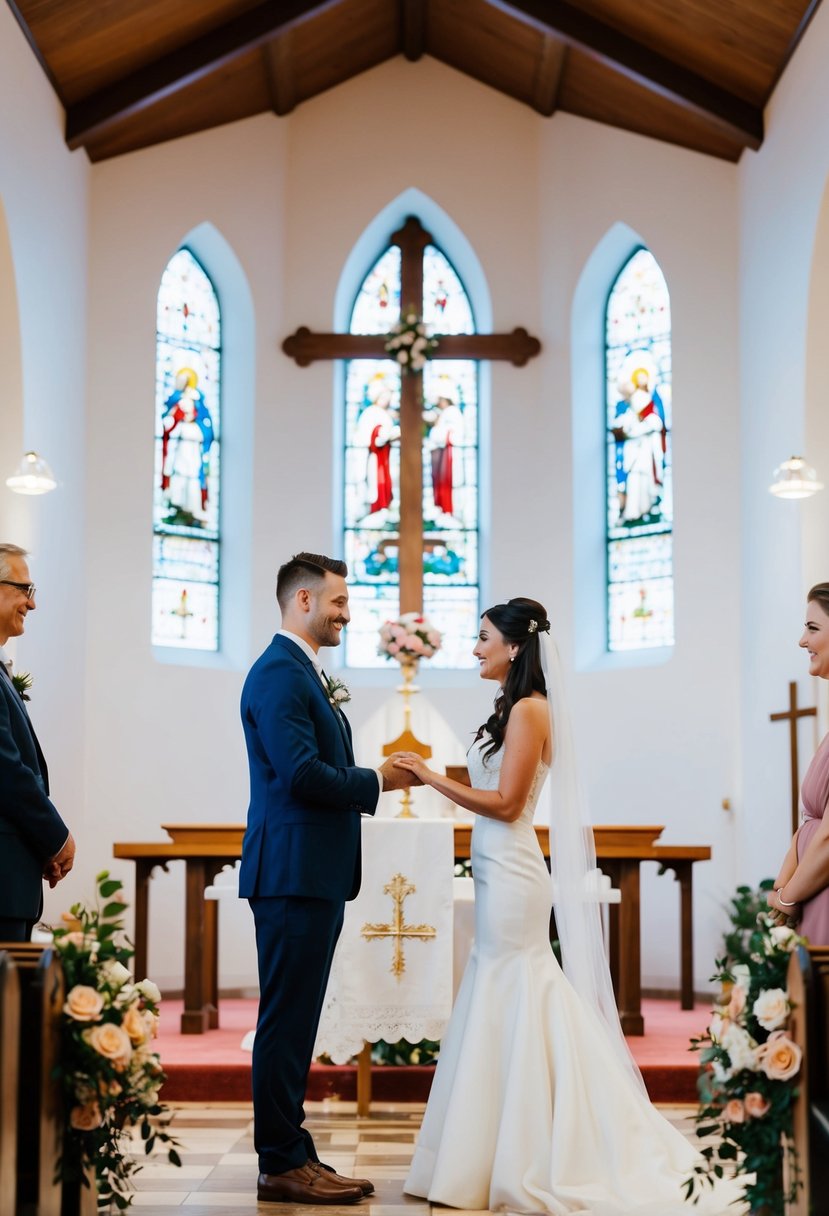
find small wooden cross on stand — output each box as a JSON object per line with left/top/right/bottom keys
{"left": 282, "top": 215, "right": 541, "bottom": 615}
{"left": 770, "top": 681, "right": 817, "bottom": 834}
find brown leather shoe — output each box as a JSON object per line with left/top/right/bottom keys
{"left": 257, "top": 1164, "right": 364, "bottom": 1204}
{"left": 311, "top": 1160, "right": 375, "bottom": 1196}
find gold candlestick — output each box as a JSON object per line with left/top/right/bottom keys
{"left": 382, "top": 655, "right": 432, "bottom": 818}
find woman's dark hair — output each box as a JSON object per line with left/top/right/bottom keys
{"left": 807, "top": 583, "right": 829, "bottom": 618}
{"left": 475, "top": 597, "right": 550, "bottom": 758}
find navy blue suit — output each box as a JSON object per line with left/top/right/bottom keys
{"left": 240, "top": 634, "right": 378, "bottom": 1173}
{"left": 0, "top": 672, "right": 68, "bottom": 938}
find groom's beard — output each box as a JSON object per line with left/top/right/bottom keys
{"left": 310, "top": 616, "right": 348, "bottom": 649}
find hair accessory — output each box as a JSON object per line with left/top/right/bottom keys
{"left": 528, "top": 619, "right": 538, "bottom": 634}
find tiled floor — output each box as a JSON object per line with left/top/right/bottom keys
{"left": 126, "top": 1102, "right": 702, "bottom": 1214}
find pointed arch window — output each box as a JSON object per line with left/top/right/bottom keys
{"left": 343, "top": 237, "right": 480, "bottom": 667}
{"left": 605, "top": 249, "right": 673, "bottom": 651}
{"left": 152, "top": 249, "right": 221, "bottom": 650}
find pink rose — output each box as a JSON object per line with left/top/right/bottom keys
{"left": 744, "top": 1091, "right": 771, "bottom": 1118}
{"left": 64, "top": 985, "right": 104, "bottom": 1023}
{"left": 755, "top": 1030, "right": 801, "bottom": 1081}
{"left": 69, "top": 1102, "right": 103, "bottom": 1131}
{"left": 723, "top": 1098, "right": 745, "bottom": 1124}
{"left": 727, "top": 985, "right": 747, "bottom": 1020}
{"left": 388, "top": 642, "right": 400, "bottom": 655}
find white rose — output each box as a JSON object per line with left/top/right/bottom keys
{"left": 711, "top": 1057, "right": 733, "bottom": 1084}
{"left": 100, "top": 960, "right": 132, "bottom": 990}
{"left": 752, "top": 988, "right": 790, "bottom": 1032}
{"left": 722, "top": 1022, "right": 759, "bottom": 1073}
{"left": 769, "top": 925, "right": 798, "bottom": 952}
{"left": 730, "top": 963, "right": 751, "bottom": 986}
{"left": 135, "top": 978, "right": 161, "bottom": 1003}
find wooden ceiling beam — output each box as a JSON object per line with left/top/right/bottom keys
{"left": 489, "top": 0, "right": 764, "bottom": 149}
{"left": 533, "top": 35, "right": 568, "bottom": 117}
{"left": 263, "top": 33, "right": 295, "bottom": 116}
{"left": 401, "top": 0, "right": 426, "bottom": 62}
{"left": 64, "top": 0, "right": 341, "bottom": 149}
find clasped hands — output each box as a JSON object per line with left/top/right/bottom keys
{"left": 766, "top": 886, "right": 800, "bottom": 929}
{"left": 43, "top": 831, "right": 76, "bottom": 889}
{"left": 379, "top": 751, "right": 431, "bottom": 792}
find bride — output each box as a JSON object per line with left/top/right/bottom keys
{"left": 394, "top": 597, "right": 745, "bottom": 1216}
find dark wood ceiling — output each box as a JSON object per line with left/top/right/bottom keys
{"left": 6, "top": 0, "right": 822, "bottom": 163}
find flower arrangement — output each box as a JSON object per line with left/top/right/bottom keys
{"left": 384, "top": 311, "right": 438, "bottom": 373}
{"left": 324, "top": 674, "right": 351, "bottom": 707}
{"left": 378, "top": 612, "right": 442, "bottom": 661}
{"left": 12, "top": 670, "right": 33, "bottom": 701}
{"left": 52, "top": 870, "right": 181, "bottom": 1209}
{"left": 685, "top": 880, "right": 803, "bottom": 1214}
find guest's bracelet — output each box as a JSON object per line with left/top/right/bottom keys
{"left": 776, "top": 889, "right": 798, "bottom": 908}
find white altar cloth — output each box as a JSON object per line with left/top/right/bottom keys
{"left": 314, "top": 818, "right": 455, "bottom": 1063}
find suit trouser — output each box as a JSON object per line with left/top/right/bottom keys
{"left": 0, "top": 918, "right": 34, "bottom": 942}
{"left": 249, "top": 895, "right": 345, "bottom": 1175}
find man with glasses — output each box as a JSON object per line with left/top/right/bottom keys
{"left": 0, "top": 543, "right": 75, "bottom": 942}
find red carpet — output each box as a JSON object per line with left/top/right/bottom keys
{"left": 156, "top": 997, "right": 709, "bottom": 1105}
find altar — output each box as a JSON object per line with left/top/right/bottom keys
{"left": 113, "top": 821, "right": 710, "bottom": 1036}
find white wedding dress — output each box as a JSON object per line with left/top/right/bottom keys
{"left": 404, "top": 737, "right": 746, "bottom": 1215}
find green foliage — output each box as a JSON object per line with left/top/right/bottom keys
{"left": 685, "top": 880, "right": 803, "bottom": 1214}
{"left": 52, "top": 871, "right": 182, "bottom": 1208}
{"left": 371, "top": 1038, "right": 440, "bottom": 1066}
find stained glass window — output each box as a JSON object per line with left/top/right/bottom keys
{"left": 605, "top": 249, "right": 673, "bottom": 651}
{"left": 344, "top": 242, "right": 479, "bottom": 668}
{"left": 152, "top": 249, "right": 221, "bottom": 650}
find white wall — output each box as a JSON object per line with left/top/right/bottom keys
{"left": 739, "top": 0, "right": 829, "bottom": 893}
{"left": 0, "top": 2, "right": 89, "bottom": 910}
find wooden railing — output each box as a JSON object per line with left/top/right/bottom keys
{"left": 786, "top": 944, "right": 829, "bottom": 1215}
{"left": 0, "top": 950, "right": 21, "bottom": 1206}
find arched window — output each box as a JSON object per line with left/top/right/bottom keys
{"left": 605, "top": 249, "right": 673, "bottom": 651}
{"left": 343, "top": 237, "right": 479, "bottom": 667}
{"left": 152, "top": 249, "right": 221, "bottom": 650}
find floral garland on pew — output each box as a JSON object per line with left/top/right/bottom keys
{"left": 52, "top": 870, "right": 181, "bottom": 1210}
{"left": 684, "top": 880, "right": 803, "bottom": 1215}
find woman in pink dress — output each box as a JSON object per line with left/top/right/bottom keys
{"left": 768, "top": 582, "right": 829, "bottom": 943}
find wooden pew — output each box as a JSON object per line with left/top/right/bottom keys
{"left": 786, "top": 944, "right": 829, "bottom": 1215}
{"left": 0, "top": 951, "right": 20, "bottom": 1207}
{"left": 4, "top": 943, "right": 65, "bottom": 1216}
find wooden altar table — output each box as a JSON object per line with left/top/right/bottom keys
{"left": 114, "top": 824, "right": 710, "bottom": 1036}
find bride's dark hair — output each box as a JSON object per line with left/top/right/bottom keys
{"left": 475, "top": 597, "right": 550, "bottom": 758}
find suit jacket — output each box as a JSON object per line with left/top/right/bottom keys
{"left": 239, "top": 634, "right": 379, "bottom": 904}
{"left": 0, "top": 674, "right": 68, "bottom": 920}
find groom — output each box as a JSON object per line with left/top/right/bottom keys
{"left": 240, "top": 552, "right": 417, "bottom": 1204}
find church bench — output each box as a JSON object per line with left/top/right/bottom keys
{"left": 787, "top": 943, "right": 829, "bottom": 1215}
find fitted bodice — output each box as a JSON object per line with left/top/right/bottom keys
{"left": 467, "top": 735, "right": 548, "bottom": 824}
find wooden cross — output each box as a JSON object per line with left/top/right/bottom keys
{"left": 361, "top": 872, "right": 437, "bottom": 979}
{"left": 282, "top": 215, "right": 541, "bottom": 612}
{"left": 770, "top": 680, "right": 817, "bottom": 834}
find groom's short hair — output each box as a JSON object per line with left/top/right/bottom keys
{"left": 276, "top": 552, "right": 348, "bottom": 610}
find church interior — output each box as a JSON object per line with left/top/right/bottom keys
{"left": 2, "top": 0, "right": 829, "bottom": 1211}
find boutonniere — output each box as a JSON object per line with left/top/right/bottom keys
{"left": 324, "top": 674, "right": 351, "bottom": 708}
{"left": 12, "top": 671, "right": 33, "bottom": 702}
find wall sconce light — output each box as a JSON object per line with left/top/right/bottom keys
{"left": 769, "top": 455, "right": 824, "bottom": 500}
{"left": 5, "top": 450, "right": 57, "bottom": 495}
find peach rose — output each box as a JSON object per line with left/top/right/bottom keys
{"left": 69, "top": 1102, "right": 103, "bottom": 1131}
{"left": 64, "top": 985, "right": 104, "bottom": 1023}
{"left": 756, "top": 1030, "right": 802, "bottom": 1081}
{"left": 61, "top": 912, "right": 82, "bottom": 931}
{"left": 723, "top": 1098, "right": 746, "bottom": 1124}
{"left": 744, "top": 1091, "right": 771, "bottom": 1118}
{"left": 727, "top": 985, "right": 747, "bottom": 1020}
{"left": 122, "top": 1005, "right": 150, "bottom": 1045}
{"left": 86, "top": 1022, "right": 133, "bottom": 1070}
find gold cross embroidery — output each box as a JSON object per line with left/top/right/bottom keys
{"left": 361, "top": 872, "right": 437, "bottom": 979}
